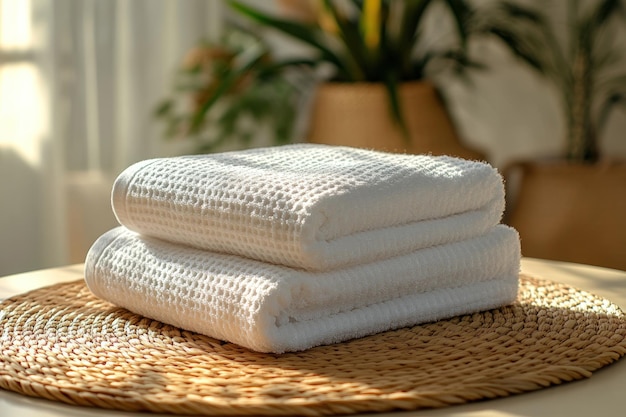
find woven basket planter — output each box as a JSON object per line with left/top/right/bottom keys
{"left": 504, "top": 160, "right": 626, "bottom": 270}
{"left": 307, "top": 81, "right": 484, "bottom": 160}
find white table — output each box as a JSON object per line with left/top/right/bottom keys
{"left": 1, "top": 259, "right": 625, "bottom": 417}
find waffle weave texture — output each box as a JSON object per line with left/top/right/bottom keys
{"left": 111, "top": 144, "right": 505, "bottom": 271}
{"left": 85, "top": 225, "right": 520, "bottom": 353}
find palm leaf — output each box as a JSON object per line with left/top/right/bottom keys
{"left": 487, "top": 26, "right": 546, "bottom": 74}
{"left": 396, "top": 0, "right": 431, "bottom": 77}
{"left": 596, "top": 73, "right": 626, "bottom": 97}
{"left": 482, "top": 1, "right": 574, "bottom": 89}
{"left": 578, "top": 0, "right": 624, "bottom": 62}
{"left": 382, "top": 73, "right": 409, "bottom": 141}
{"left": 596, "top": 90, "right": 626, "bottom": 137}
{"left": 361, "top": 0, "right": 382, "bottom": 51}
{"left": 321, "top": 0, "right": 370, "bottom": 80}
{"left": 498, "top": 0, "right": 544, "bottom": 24}
{"left": 442, "top": 0, "right": 471, "bottom": 48}
{"left": 228, "top": 0, "right": 350, "bottom": 78}
{"left": 590, "top": 0, "right": 624, "bottom": 30}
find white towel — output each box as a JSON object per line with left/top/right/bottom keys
{"left": 111, "top": 144, "right": 505, "bottom": 271}
{"left": 84, "top": 225, "right": 520, "bottom": 353}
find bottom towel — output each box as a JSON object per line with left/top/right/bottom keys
{"left": 85, "top": 225, "right": 521, "bottom": 353}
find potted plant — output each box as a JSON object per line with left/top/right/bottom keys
{"left": 228, "top": 0, "right": 492, "bottom": 158}
{"left": 234, "top": 0, "right": 615, "bottom": 159}
{"left": 489, "top": 0, "right": 626, "bottom": 270}
{"left": 157, "top": 0, "right": 551, "bottom": 158}
{"left": 155, "top": 28, "right": 313, "bottom": 153}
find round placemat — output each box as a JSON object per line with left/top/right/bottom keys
{"left": 1, "top": 274, "right": 625, "bottom": 416}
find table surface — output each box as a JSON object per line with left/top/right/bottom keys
{"left": 1, "top": 258, "right": 625, "bottom": 417}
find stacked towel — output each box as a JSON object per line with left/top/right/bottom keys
{"left": 85, "top": 144, "right": 521, "bottom": 353}
{"left": 110, "top": 144, "right": 506, "bottom": 271}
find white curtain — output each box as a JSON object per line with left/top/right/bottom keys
{"left": 0, "top": 0, "right": 222, "bottom": 276}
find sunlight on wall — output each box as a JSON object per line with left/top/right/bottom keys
{"left": 0, "top": 64, "right": 45, "bottom": 166}
{"left": 0, "top": 0, "right": 31, "bottom": 49}
{"left": 0, "top": 0, "right": 44, "bottom": 167}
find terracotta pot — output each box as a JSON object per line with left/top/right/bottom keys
{"left": 504, "top": 160, "right": 626, "bottom": 271}
{"left": 307, "top": 81, "right": 484, "bottom": 160}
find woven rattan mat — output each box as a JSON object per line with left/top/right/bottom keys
{"left": 1, "top": 274, "right": 625, "bottom": 416}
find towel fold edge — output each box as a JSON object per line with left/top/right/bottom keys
{"left": 263, "top": 276, "right": 520, "bottom": 353}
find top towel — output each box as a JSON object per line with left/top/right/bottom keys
{"left": 112, "top": 144, "right": 505, "bottom": 271}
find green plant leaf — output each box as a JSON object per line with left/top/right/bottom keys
{"left": 189, "top": 44, "right": 267, "bottom": 132}
{"left": 595, "top": 73, "right": 626, "bottom": 131}
{"left": 498, "top": 1, "right": 543, "bottom": 24}
{"left": 591, "top": 0, "right": 624, "bottom": 30}
{"left": 479, "top": 1, "right": 569, "bottom": 88}
{"left": 487, "top": 26, "right": 546, "bottom": 74}
{"left": 228, "top": 0, "right": 350, "bottom": 78}
{"left": 361, "top": 0, "right": 381, "bottom": 44}
{"left": 257, "top": 58, "right": 319, "bottom": 78}
{"left": 596, "top": 73, "right": 626, "bottom": 97}
{"left": 577, "top": 0, "right": 624, "bottom": 64}
{"left": 442, "top": 0, "right": 471, "bottom": 48}
{"left": 382, "top": 73, "right": 409, "bottom": 142}
{"left": 154, "top": 99, "right": 173, "bottom": 118}
{"left": 396, "top": 0, "right": 431, "bottom": 77}
{"left": 321, "top": 0, "right": 369, "bottom": 80}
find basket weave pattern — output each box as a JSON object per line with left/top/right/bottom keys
{"left": 307, "top": 82, "right": 484, "bottom": 160}
{"left": 1, "top": 274, "right": 625, "bottom": 416}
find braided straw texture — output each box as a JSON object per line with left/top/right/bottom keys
{"left": 1, "top": 274, "right": 625, "bottom": 416}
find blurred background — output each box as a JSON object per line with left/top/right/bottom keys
{"left": 1, "top": 0, "right": 625, "bottom": 276}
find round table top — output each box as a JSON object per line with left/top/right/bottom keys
{"left": 1, "top": 258, "right": 625, "bottom": 417}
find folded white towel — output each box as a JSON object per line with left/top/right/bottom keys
{"left": 111, "top": 144, "right": 505, "bottom": 271}
{"left": 85, "top": 225, "right": 520, "bottom": 353}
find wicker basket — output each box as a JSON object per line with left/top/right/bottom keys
{"left": 505, "top": 160, "right": 626, "bottom": 270}
{"left": 307, "top": 81, "right": 484, "bottom": 160}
